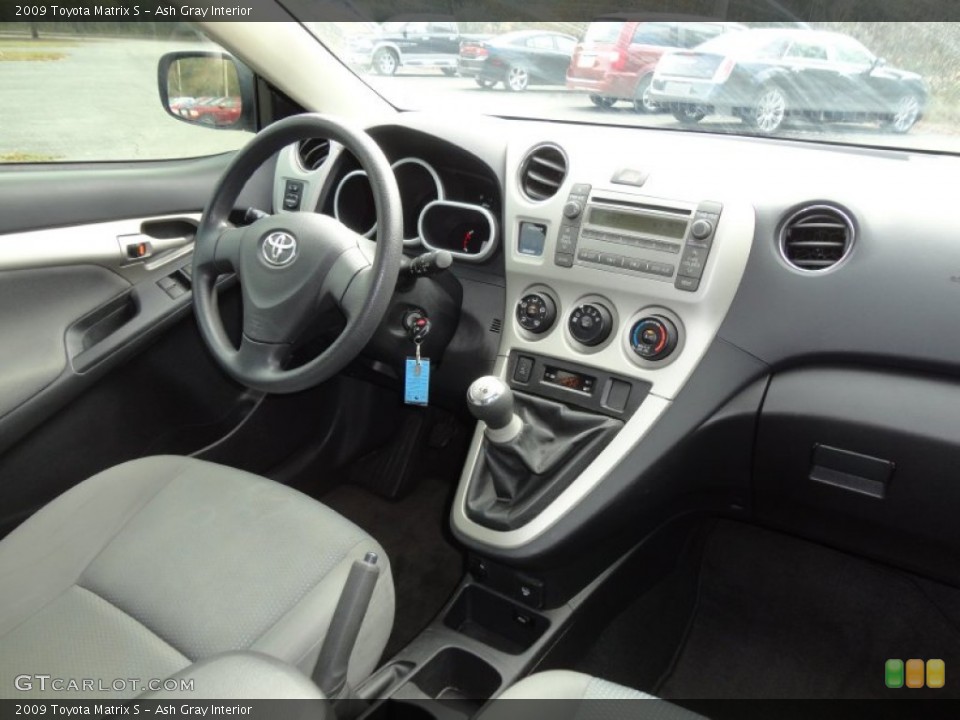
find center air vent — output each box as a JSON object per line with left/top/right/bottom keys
{"left": 297, "top": 138, "right": 330, "bottom": 171}
{"left": 780, "top": 205, "right": 855, "bottom": 272}
{"left": 519, "top": 144, "right": 567, "bottom": 202}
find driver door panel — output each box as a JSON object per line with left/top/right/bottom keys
{"left": 0, "top": 156, "right": 275, "bottom": 538}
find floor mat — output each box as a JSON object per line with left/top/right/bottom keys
{"left": 320, "top": 423, "right": 467, "bottom": 660}
{"left": 658, "top": 520, "right": 960, "bottom": 699}
{"left": 568, "top": 526, "right": 705, "bottom": 692}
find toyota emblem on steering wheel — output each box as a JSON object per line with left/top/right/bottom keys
{"left": 262, "top": 231, "right": 298, "bottom": 266}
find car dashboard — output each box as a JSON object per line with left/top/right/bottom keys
{"left": 270, "top": 111, "right": 960, "bottom": 580}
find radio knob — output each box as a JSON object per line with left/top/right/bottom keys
{"left": 630, "top": 316, "right": 679, "bottom": 361}
{"left": 569, "top": 303, "right": 613, "bottom": 347}
{"left": 563, "top": 201, "right": 583, "bottom": 220}
{"left": 691, "top": 219, "right": 714, "bottom": 240}
{"left": 516, "top": 293, "right": 557, "bottom": 334}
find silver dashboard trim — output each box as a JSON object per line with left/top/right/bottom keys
{"left": 332, "top": 156, "right": 445, "bottom": 247}
{"left": 333, "top": 169, "right": 377, "bottom": 238}
{"left": 451, "top": 354, "right": 673, "bottom": 550}
{"left": 391, "top": 157, "right": 445, "bottom": 247}
{"left": 777, "top": 203, "right": 857, "bottom": 275}
{"left": 451, "top": 127, "right": 755, "bottom": 550}
{"left": 0, "top": 214, "right": 200, "bottom": 285}
{"left": 417, "top": 200, "right": 499, "bottom": 263}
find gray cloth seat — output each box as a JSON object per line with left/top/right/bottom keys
{"left": 491, "top": 671, "right": 704, "bottom": 719}
{"left": 0, "top": 456, "right": 394, "bottom": 699}
{"left": 142, "top": 652, "right": 328, "bottom": 700}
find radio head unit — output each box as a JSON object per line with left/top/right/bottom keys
{"left": 553, "top": 184, "right": 722, "bottom": 293}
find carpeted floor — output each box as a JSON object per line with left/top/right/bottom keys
{"left": 320, "top": 418, "right": 467, "bottom": 660}
{"left": 575, "top": 520, "right": 960, "bottom": 700}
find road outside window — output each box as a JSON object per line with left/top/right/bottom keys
{"left": 0, "top": 22, "right": 252, "bottom": 163}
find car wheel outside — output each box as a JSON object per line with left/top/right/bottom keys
{"left": 671, "top": 103, "right": 706, "bottom": 124}
{"left": 475, "top": 77, "right": 497, "bottom": 89}
{"left": 884, "top": 94, "right": 921, "bottom": 134}
{"left": 374, "top": 49, "right": 398, "bottom": 76}
{"left": 751, "top": 85, "right": 788, "bottom": 134}
{"left": 441, "top": 68, "right": 457, "bottom": 77}
{"left": 632, "top": 76, "right": 658, "bottom": 114}
{"left": 590, "top": 94, "right": 616, "bottom": 109}
{"left": 506, "top": 65, "right": 529, "bottom": 92}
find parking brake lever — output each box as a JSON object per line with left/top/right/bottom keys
{"left": 312, "top": 552, "right": 381, "bottom": 698}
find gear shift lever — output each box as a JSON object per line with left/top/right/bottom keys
{"left": 467, "top": 376, "right": 523, "bottom": 444}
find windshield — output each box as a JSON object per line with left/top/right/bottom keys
{"left": 306, "top": 21, "right": 960, "bottom": 154}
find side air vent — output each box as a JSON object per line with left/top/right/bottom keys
{"left": 518, "top": 144, "right": 567, "bottom": 202}
{"left": 780, "top": 205, "right": 855, "bottom": 272}
{"left": 297, "top": 138, "right": 330, "bottom": 171}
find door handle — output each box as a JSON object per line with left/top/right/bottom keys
{"left": 118, "top": 217, "right": 197, "bottom": 262}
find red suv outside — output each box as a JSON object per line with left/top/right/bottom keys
{"left": 567, "top": 20, "right": 745, "bottom": 112}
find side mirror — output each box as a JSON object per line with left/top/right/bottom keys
{"left": 872, "top": 57, "right": 888, "bottom": 71}
{"left": 158, "top": 52, "right": 256, "bottom": 131}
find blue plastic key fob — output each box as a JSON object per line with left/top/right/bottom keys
{"left": 404, "top": 358, "right": 430, "bottom": 406}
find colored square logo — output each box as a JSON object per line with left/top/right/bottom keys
{"left": 927, "top": 659, "right": 946, "bottom": 689}
{"left": 885, "top": 659, "right": 904, "bottom": 688}
{"left": 906, "top": 659, "right": 925, "bottom": 688}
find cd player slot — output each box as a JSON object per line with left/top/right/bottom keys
{"left": 590, "top": 198, "right": 692, "bottom": 216}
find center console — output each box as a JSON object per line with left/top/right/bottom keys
{"left": 451, "top": 137, "right": 754, "bottom": 555}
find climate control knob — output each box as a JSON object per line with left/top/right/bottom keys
{"left": 516, "top": 293, "right": 557, "bottom": 334}
{"left": 569, "top": 303, "right": 613, "bottom": 347}
{"left": 630, "top": 316, "right": 679, "bottom": 361}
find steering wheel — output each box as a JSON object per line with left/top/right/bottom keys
{"left": 192, "top": 114, "right": 403, "bottom": 394}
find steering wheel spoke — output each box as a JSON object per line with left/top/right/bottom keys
{"left": 214, "top": 225, "right": 246, "bottom": 272}
{"left": 322, "top": 236, "right": 376, "bottom": 320}
{"left": 234, "top": 334, "right": 291, "bottom": 377}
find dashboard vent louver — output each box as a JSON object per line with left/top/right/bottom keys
{"left": 780, "top": 206, "right": 855, "bottom": 272}
{"left": 297, "top": 138, "right": 330, "bottom": 171}
{"left": 519, "top": 144, "right": 567, "bottom": 202}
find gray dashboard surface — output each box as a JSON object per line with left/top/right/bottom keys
{"left": 382, "top": 114, "right": 960, "bottom": 561}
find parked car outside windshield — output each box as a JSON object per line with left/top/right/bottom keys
{"left": 650, "top": 29, "right": 929, "bottom": 134}
{"left": 566, "top": 20, "right": 745, "bottom": 113}
{"left": 308, "top": 21, "right": 959, "bottom": 154}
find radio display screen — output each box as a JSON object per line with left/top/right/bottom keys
{"left": 589, "top": 207, "right": 688, "bottom": 239}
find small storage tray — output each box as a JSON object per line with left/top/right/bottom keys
{"left": 442, "top": 585, "right": 549, "bottom": 655}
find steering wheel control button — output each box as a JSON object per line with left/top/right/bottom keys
{"left": 261, "top": 231, "right": 298, "bottom": 267}
{"left": 282, "top": 180, "right": 304, "bottom": 211}
{"left": 569, "top": 303, "right": 613, "bottom": 347}
{"left": 630, "top": 316, "right": 679, "bottom": 361}
{"left": 516, "top": 293, "right": 557, "bottom": 334}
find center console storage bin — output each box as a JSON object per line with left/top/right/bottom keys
{"left": 442, "top": 585, "right": 549, "bottom": 654}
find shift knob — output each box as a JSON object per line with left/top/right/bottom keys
{"left": 467, "top": 376, "right": 522, "bottom": 444}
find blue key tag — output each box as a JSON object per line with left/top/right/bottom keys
{"left": 404, "top": 357, "right": 430, "bottom": 406}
